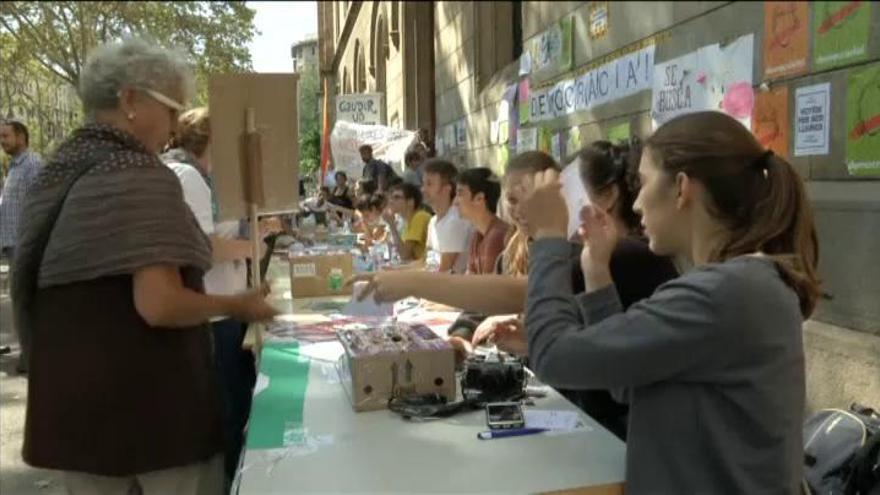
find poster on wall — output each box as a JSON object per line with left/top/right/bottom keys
{"left": 608, "top": 122, "right": 631, "bottom": 143}
{"left": 652, "top": 34, "right": 754, "bottom": 129}
{"left": 762, "top": 1, "right": 810, "bottom": 80}
{"left": 589, "top": 2, "right": 609, "bottom": 40}
{"left": 812, "top": 1, "right": 871, "bottom": 71}
{"left": 566, "top": 126, "right": 582, "bottom": 154}
{"left": 538, "top": 127, "right": 553, "bottom": 153}
{"left": 529, "top": 44, "right": 655, "bottom": 123}
{"left": 551, "top": 131, "right": 564, "bottom": 161}
{"left": 752, "top": 86, "right": 790, "bottom": 157}
{"left": 456, "top": 119, "right": 468, "bottom": 147}
{"left": 794, "top": 82, "right": 831, "bottom": 157}
{"left": 336, "top": 93, "right": 385, "bottom": 125}
{"left": 707, "top": 34, "right": 756, "bottom": 129}
{"left": 516, "top": 128, "right": 538, "bottom": 153}
{"left": 846, "top": 64, "right": 880, "bottom": 176}
{"left": 503, "top": 83, "right": 519, "bottom": 147}
{"left": 525, "top": 15, "right": 574, "bottom": 77}
{"left": 518, "top": 79, "right": 531, "bottom": 125}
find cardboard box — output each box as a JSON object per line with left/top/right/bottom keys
{"left": 337, "top": 322, "right": 456, "bottom": 412}
{"left": 288, "top": 252, "right": 353, "bottom": 298}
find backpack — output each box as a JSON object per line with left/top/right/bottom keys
{"left": 803, "top": 403, "right": 880, "bottom": 495}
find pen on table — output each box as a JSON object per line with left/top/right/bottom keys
{"left": 477, "top": 428, "right": 549, "bottom": 440}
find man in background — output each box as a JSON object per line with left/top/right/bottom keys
{"left": 359, "top": 144, "right": 397, "bottom": 192}
{"left": 421, "top": 159, "right": 472, "bottom": 274}
{"left": 0, "top": 119, "right": 43, "bottom": 373}
{"left": 402, "top": 150, "right": 425, "bottom": 187}
{"left": 455, "top": 168, "right": 509, "bottom": 275}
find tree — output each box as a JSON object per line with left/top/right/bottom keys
{"left": 297, "top": 60, "right": 321, "bottom": 179}
{"left": 0, "top": 1, "right": 257, "bottom": 104}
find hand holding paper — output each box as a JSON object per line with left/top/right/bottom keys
{"left": 342, "top": 280, "right": 395, "bottom": 317}
{"left": 559, "top": 158, "right": 591, "bottom": 241}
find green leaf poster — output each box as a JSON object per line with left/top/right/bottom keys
{"left": 846, "top": 64, "right": 880, "bottom": 176}
{"left": 813, "top": 1, "right": 871, "bottom": 70}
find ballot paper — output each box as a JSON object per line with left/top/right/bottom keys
{"left": 341, "top": 280, "right": 395, "bottom": 317}
{"left": 523, "top": 410, "right": 585, "bottom": 431}
{"left": 559, "top": 157, "right": 590, "bottom": 240}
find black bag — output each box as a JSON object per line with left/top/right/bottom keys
{"left": 803, "top": 403, "right": 880, "bottom": 495}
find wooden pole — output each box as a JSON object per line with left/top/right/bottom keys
{"left": 245, "top": 107, "right": 265, "bottom": 356}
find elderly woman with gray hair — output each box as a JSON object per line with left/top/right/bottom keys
{"left": 12, "top": 38, "right": 276, "bottom": 494}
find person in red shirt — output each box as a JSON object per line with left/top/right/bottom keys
{"left": 454, "top": 168, "right": 510, "bottom": 274}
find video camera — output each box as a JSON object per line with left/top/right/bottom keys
{"left": 460, "top": 354, "right": 526, "bottom": 404}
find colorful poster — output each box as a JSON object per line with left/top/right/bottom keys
{"left": 526, "top": 15, "right": 574, "bottom": 76}
{"left": 794, "top": 82, "right": 831, "bottom": 157}
{"left": 589, "top": 2, "right": 609, "bottom": 40}
{"left": 763, "top": 2, "right": 810, "bottom": 79}
{"left": 607, "top": 122, "right": 631, "bottom": 143}
{"left": 503, "top": 83, "right": 519, "bottom": 147}
{"left": 529, "top": 44, "right": 655, "bottom": 123}
{"left": 566, "top": 126, "right": 582, "bottom": 154}
{"left": 495, "top": 145, "right": 510, "bottom": 176}
{"left": 518, "top": 79, "right": 531, "bottom": 125}
{"left": 813, "top": 1, "right": 871, "bottom": 71}
{"left": 652, "top": 34, "right": 754, "bottom": 129}
{"left": 516, "top": 128, "right": 538, "bottom": 153}
{"left": 846, "top": 64, "right": 880, "bottom": 176}
{"left": 538, "top": 127, "right": 553, "bottom": 153}
{"left": 752, "top": 86, "right": 790, "bottom": 157}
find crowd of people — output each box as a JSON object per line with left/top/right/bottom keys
{"left": 0, "top": 37, "right": 820, "bottom": 495}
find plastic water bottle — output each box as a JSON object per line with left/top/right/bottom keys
{"left": 328, "top": 268, "right": 344, "bottom": 292}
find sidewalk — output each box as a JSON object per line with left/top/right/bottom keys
{"left": 0, "top": 262, "right": 64, "bottom": 495}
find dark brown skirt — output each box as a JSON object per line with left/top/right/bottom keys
{"left": 23, "top": 274, "right": 223, "bottom": 476}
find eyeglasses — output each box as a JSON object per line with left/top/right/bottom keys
{"left": 139, "top": 87, "right": 186, "bottom": 112}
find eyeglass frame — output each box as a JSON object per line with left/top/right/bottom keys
{"left": 116, "top": 87, "right": 186, "bottom": 112}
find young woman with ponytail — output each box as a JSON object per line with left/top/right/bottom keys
{"left": 520, "top": 111, "right": 819, "bottom": 493}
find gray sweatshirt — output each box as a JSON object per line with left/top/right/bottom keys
{"left": 525, "top": 238, "right": 805, "bottom": 495}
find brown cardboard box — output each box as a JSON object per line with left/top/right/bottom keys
{"left": 337, "top": 322, "right": 456, "bottom": 412}
{"left": 288, "top": 253, "right": 354, "bottom": 298}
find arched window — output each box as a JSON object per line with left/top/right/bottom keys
{"left": 374, "top": 15, "right": 388, "bottom": 95}
{"left": 354, "top": 40, "right": 366, "bottom": 93}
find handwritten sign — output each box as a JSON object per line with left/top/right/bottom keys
{"left": 794, "top": 82, "right": 831, "bottom": 156}
{"left": 525, "top": 16, "right": 574, "bottom": 76}
{"left": 336, "top": 93, "right": 384, "bottom": 125}
{"left": 528, "top": 44, "right": 655, "bottom": 123}
{"left": 330, "top": 121, "right": 416, "bottom": 179}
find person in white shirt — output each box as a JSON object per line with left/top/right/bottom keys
{"left": 420, "top": 159, "right": 473, "bottom": 273}
{"left": 160, "top": 107, "right": 259, "bottom": 487}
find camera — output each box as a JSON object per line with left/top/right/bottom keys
{"left": 461, "top": 354, "right": 526, "bottom": 404}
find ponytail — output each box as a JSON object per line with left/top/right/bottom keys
{"left": 646, "top": 111, "right": 820, "bottom": 317}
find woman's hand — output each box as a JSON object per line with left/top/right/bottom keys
{"left": 230, "top": 288, "right": 279, "bottom": 322}
{"left": 447, "top": 336, "right": 474, "bottom": 365}
{"left": 577, "top": 205, "right": 617, "bottom": 291}
{"left": 472, "top": 315, "right": 527, "bottom": 356}
{"left": 345, "top": 271, "right": 418, "bottom": 303}
{"left": 515, "top": 169, "right": 568, "bottom": 240}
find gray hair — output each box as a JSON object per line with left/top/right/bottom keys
{"left": 78, "top": 38, "right": 194, "bottom": 116}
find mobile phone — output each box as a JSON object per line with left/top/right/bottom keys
{"left": 485, "top": 401, "right": 525, "bottom": 430}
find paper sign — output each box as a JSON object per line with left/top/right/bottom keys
{"left": 794, "top": 82, "right": 831, "bottom": 156}
{"left": 330, "top": 121, "right": 417, "bottom": 179}
{"left": 519, "top": 50, "right": 533, "bottom": 76}
{"left": 529, "top": 44, "right": 655, "bottom": 123}
{"left": 292, "top": 263, "right": 317, "bottom": 278}
{"left": 456, "top": 119, "right": 468, "bottom": 146}
{"left": 653, "top": 34, "right": 754, "bottom": 129}
{"left": 607, "top": 122, "right": 631, "bottom": 143}
{"left": 550, "top": 131, "right": 564, "bottom": 161}
{"left": 752, "top": 86, "right": 790, "bottom": 157}
{"left": 495, "top": 145, "right": 510, "bottom": 176}
{"left": 516, "top": 128, "right": 538, "bottom": 153}
{"left": 560, "top": 157, "right": 590, "bottom": 240}
{"left": 813, "top": 0, "right": 871, "bottom": 71}
{"left": 525, "top": 16, "right": 574, "bottom": 76}
{"left": 336, "top": 93, "right": 385, "bottom": 125}
{"left": 763, "top": 2, "right": 810, "bottom": 79}
{"left": 846, "top": 64, "right": 880, "bottom": 176}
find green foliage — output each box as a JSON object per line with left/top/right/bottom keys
{"left": 297, "top": 61, "right": 321, "bottom": 178}
{"left": 0, "top": 1, "right": 258, "bottom": 105}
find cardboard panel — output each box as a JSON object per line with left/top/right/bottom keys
{"left": 209, "top": 73, "right": 300, "bottom": 221}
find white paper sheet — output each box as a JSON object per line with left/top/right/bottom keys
{"left": 254, "top": 372, "right": 270, "bottom": 397}
{"left": 524, "top": 410, "right": 584, "bottom": 431}
{"left": 559, "top": 157, "right": 590, "bottom": 240}
{"left": 342, "top": 280, "right": 395, "bottom": 317}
